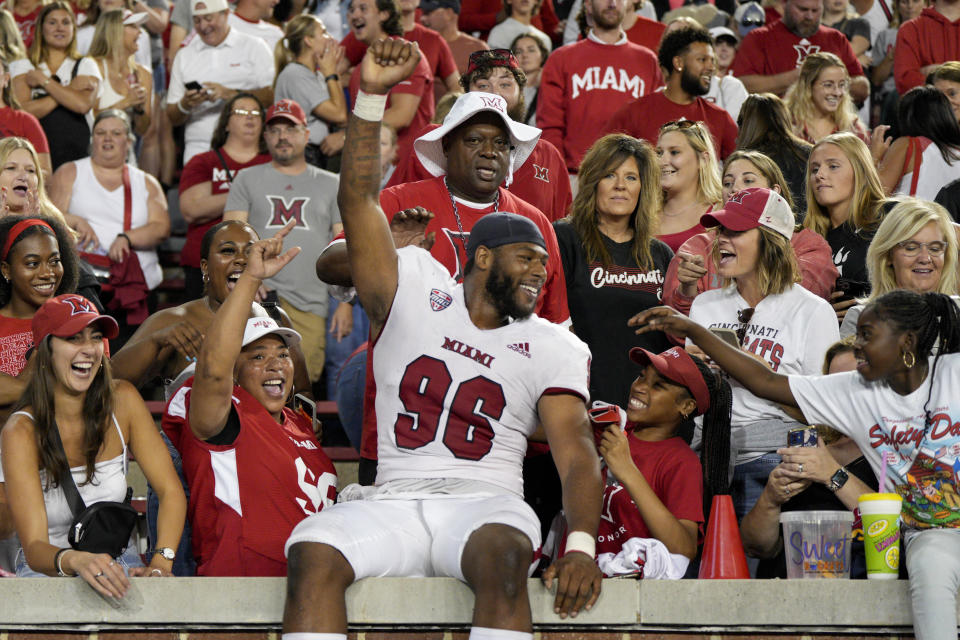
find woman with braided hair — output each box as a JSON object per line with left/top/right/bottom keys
{"left": 631, "top": 290, "right": 960, "bottom": 638}
{"left": 593, "top": 346, "right": 731, "bottom": 578}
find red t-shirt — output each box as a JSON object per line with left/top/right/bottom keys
{"left": 385, "top": 123, "right": 572, "bottom": 222}
{"left": 537, "top": 36, "right": 663, "bottom": 172}
{"left": 162, "top": 380, "right": 337, "bottom": 576}
{"left": 178, "top": 149, "right": 271, "bottom": 268}
{"left": 731, "top": 21, "right": 864, "bottom": 90}
{"left": 0, "top": 315, "right": 33, "bottom": 377}
{"left": 359, "top": 177, "right": 571, "bottom": 460}
{"left": 596, "top": 435, "right": 704, "bottom": 561}
{"left": 457, "top": 0, "right": 558, "bottom": 41}
{"left": 624, "top": 16, "right": 666, "bottom": 52}
{"left": 658, "top": 223, "right": 707, "bottom": 254}
{"left": 342, "top": 24, "right": 457, "bottom": 85}
{"left": 14, "top": 6, "right": 42, "bottom": 49}
{"left": 0, "top": 107, "right": 49, "bottom": 154}
{"left": 347, "top": 53, "right": 435, "bottom": 167}
{"left": 603, "top": 91, "right": 739, "bottom": 159}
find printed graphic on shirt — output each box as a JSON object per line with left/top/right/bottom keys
{"left": 572, "top": 67, "right": 647, "bottom": 99}
{"left": 265, "top": 195, "right": 310, "bottom": 228}
{"left": 701, "top": 318, "right": 785, "bottom": 370}
{"left": 293, "top": 457, "right": 337, "bottom": 515}
{"left": 0, "top": 331, "right": 31, "bottom": 376}
{"left": 794, "top": 40, "right": 822, "bottom": 67}
{"left": 588, "top": 262, "right": 664, "bottom": 297}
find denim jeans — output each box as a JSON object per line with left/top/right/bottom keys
{"left": 731, "top": 453, "right": 782, "bottom": 521}
{"left": 324, "top": 298, "right": 369, "bottom": 400}
{"left": 905, "top": 527, "right": 960, "bottom": 639}
{"left": 146, "top": 430, "right": 196, "bottom": 576}
{"left": 336, "top": 342, "right": 368, "bottom": 452}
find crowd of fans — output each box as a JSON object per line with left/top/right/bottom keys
{"left": 0, "top": 0, "right": 958, "bottom": 634}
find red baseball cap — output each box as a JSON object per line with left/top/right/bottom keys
{"left": 265, "top": 99, "right": 307, "bottom": 126}
{"left": 32, "top": 294, "right": 119, "bottom": 345}
{"left": 700, "top": 187, "right": 794, "bottom": 240}
{"left": 629, "top": 346, "right": 710, "bottom": 416}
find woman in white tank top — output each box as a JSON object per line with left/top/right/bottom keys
{"left": 0, "top": 294, "right": 184, "bottom": 599}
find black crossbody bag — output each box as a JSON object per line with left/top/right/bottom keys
{"left": 48, "top": 421, "right": 138, "bottom": 558}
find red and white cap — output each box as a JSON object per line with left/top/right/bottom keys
{"left": 191, "top": 0, "right": 228, "bottom": 15}
{"left": 414, "top": 91, "right": 540, "bottom": 186}
{"left": 242, "top": 316, "right": 301, "bottom": 348}
{"left": 629, "top": 346, "right": 710, "bottom": 416}
{"left": 32, "top": 294, "right": 119, "bottom": 345}
{"left": 122, "top": 9, "right": 148, "bottom": 25}
{"left": 701, "top": 187, "right": 794, "bottom": 240}
{"left": 266, "top": 99, "right": 307, "bottom": 126}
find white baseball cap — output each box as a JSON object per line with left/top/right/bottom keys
{"left": 192, "top": 0, "right": 229, "bottom": 16}
{"left": 414, "top": 91, "right": 540, "bottom": 187}
{"left": 241, "top": 316, "right": 301, "bottom": 348}
{"left": 700, "top": 187, "right": 795, "bottom": 239}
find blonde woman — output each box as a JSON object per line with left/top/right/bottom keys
{"left": 656, "top": 120, "right": 723, "bottom": 253}
{"left": 11, "top": 1, "right": 100, "bottom": 170}
{"left": 932, "top": 62, "right": 960, "bottom": 124}
{"left": 273, "top": 15, "right": 346, "bottom": 169}
{"left": 0, "top": 8, "right": 27, "bottom": 64}
{"left": 554, "top": 133, "right": 672, "bottom": 406}
{"left": 803, "top": 132, "right": 886, "bottom": 318}
{"left": 785, "top": 52, "right": 867, "bottom": 144}
{"left": 0, "top": 137, "right": 60, "bottom": 219}
{"left": 840, "top": 198, "right": 960, "bottom": 335}
{"left": 88, "top": 9, "right": 151, "bottom": 135}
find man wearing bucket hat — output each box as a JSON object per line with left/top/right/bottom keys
{"left": 162, "top": 221, "right": 338, "bottom": 576}
{"left": 283, "top": 39, "right": 602, "bottom": 640}
{"left": 385, "top": 48, "right": 571, "bottom": 222}
{"left": 165, "top": 0, "right": 274, "bottom": 164}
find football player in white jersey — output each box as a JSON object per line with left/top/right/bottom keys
{"left": 280, "top": 39, "right": 604, "bottom": 640}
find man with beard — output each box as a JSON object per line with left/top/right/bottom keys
{"left": 536, "top": 0, "right": 661, "bottom": 179}
{"left": 223, "top": 99, "right": 342, "bottom": 385}
{"left": 386, "top": 49, "right": 571, "bottom": 221}
{"left": 314, "top": 90, "right": 569, "bottom": 486}
{"left": 283, "top": 39, "right": 602, "bottom": 640}
{"left": 602, "top": 24, "right": 738, "bottom": 160}
{"left": 732, "top": 0, "right": 868, "bottom": 102}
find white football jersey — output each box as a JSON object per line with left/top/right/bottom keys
{"left": 373, "top": 247, "right": 591, "bottom": 496}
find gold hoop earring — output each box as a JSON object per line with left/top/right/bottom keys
{"left": 902, "top": 351, "right": 916, "bottom": 369}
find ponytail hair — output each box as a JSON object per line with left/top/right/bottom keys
{"left": 275, "top": 15, "right": 323, "bottom": 83}
{"left": 866, "top": 291, "right": 960, "bottom": 428}
{"left": 679, "top": 354, "right": 733, "bottom": 517}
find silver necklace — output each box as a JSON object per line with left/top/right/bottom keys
{"left": 444, "top": 176, "right": 500, "bottom": 257}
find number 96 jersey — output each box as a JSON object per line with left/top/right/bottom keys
{"left": 373, "top": 247, "right": 592, "bottom": 496}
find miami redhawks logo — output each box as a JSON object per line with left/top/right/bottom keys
{"left": 430, "top": 288, "right": 452, "bottom": 311}
{"left": 793, "top": 41, "right": 822, "bottom": 67}
{"left": 62, "top": 296, "right": 96, "bottom": 315}
{"left": 479, "top": 95, "right": 507, "bottom": 112}
{"left": 266, "top": 195, "right": 310, "bottom": 228}
{"left": 727, "top": 190, "right": 750, "bottom": 205}
{"left": 533, "top": 164, "right": 549, "bottom": 183}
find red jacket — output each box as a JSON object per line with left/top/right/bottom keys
{"left": 894, "top": 8, "right": 960, "bottom": 94}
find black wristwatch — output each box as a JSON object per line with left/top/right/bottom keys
{"left": 828, "top": 467, "right": 849, "bottom": 492}
{"left": 324, "top": 73, "right": 339, "bottom": 83}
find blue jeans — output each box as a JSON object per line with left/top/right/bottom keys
{"left": 905, "top": 527, "right": 960, "bottom": 639}
{"left": 146, "top": 430, "right": 196, "bottom": 576}
{"left": 731, "top": 453, "right": 782, "bottom": 521}
{"left": 336, "top": 342, "right": 367, "bottom": 451}
{"left": 324, "top": 297, "right": 369, "bottom": 400}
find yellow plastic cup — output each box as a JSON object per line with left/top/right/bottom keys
{"left": 858, "top": 493, "right": 902, "bottom": 580}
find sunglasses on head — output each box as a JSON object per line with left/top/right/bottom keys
{"left": 736, "top": 307, "right": 755, "bottom": 344}
{"left": 466, "top": 48, "right": 519, "bottom": 72}
{"left": 659, "top": 119, "right": 698, "bottom": 132}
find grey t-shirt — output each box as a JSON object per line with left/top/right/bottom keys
{"left": 226, "top": 163, "right": 341, "bottom": 316}
{"left": 274, "top": 62, "right": 332, "bottom": 145}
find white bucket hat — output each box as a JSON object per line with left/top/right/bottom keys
{"left": 414, "top": 91, "right": 540, "bottom": 187}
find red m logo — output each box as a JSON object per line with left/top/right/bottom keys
{"left": 63, "top": 295, "right": 95, "bottom": 315}
{"left": 267, "top": 196, "right": 310, "bottom": 228}
{"left": 479, "top": 96, "right": 505, "bottom": 111}
{"left": 533, "top": 164, "right": 549, "bottom": 183}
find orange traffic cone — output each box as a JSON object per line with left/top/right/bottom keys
{"left": 698, "top": 494, "right": 750, "bottom": 579}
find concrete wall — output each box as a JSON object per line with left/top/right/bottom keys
{"left": 0, "top": 576, "right": 954, "bottom": 638}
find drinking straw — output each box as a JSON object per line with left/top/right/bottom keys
{"left": 880, "top": 451, "right": 894, "bottom": 493}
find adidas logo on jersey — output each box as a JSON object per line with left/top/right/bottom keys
{"left": 507, "top": 342, "right": 531, "bottom": 358}
{"left": 430, "top": 288, "right": 453, "bottom": 311}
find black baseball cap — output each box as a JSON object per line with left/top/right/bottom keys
{"left": 466, "top": 212, "right": 546, "bottom": 260}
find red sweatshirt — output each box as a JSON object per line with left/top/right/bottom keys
{"left": 894, "top": 7, "right": 960, "bottom": 94}
{"left": 537, "top": 33, "right": 662, "bottom": 172}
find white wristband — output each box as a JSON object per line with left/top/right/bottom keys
{"left": 565, "top": 531, "right": 596, "bottom": 558}
{"left": 177, "top": 99, "right": 190, "bottom": 115}
{"left": 353, "top": 89, "right": 387, "bottom": 122}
